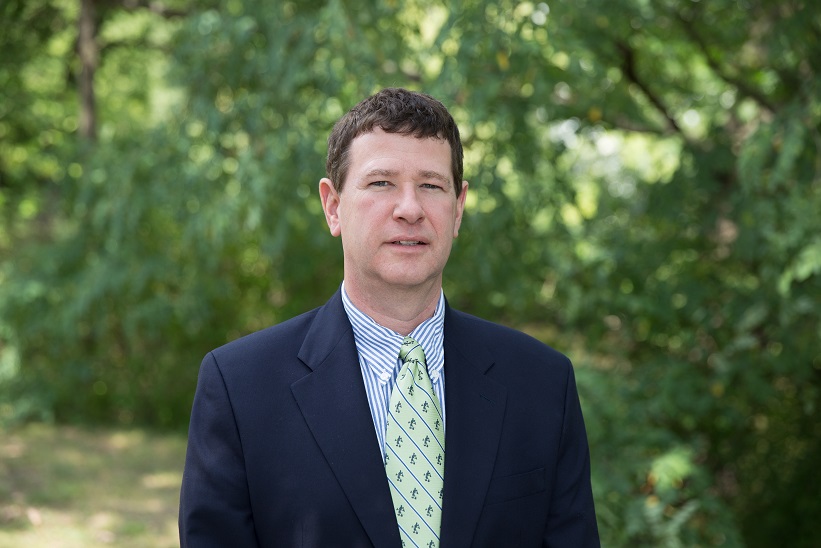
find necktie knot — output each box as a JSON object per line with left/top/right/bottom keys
{"left": 399, "top": 336, "right": 424, "bottom": 364}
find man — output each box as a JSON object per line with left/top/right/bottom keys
{"left": 179, "top": 88, "right": 599, "bottom": 547}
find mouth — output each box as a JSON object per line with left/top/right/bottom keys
{"left": 392, "top": 240, "right": 426, "bottom": 246}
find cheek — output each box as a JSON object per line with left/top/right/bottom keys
{"left": 431, "top": 206, "right": 459, "bottom": 233}
{"left": 348, "top": 196, "right": 378, "bottom": 217}
{"left": 361, "top": 201, "right": 393, "bottom": 231}
{"left": 341, "top": 203, "right": 380, "bottom": 243}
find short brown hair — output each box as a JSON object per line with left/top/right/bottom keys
{"left": 326, "top": 88, "right": 464, "bottom": 195}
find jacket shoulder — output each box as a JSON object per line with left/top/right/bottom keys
{"left": 447, "top": 308, "right": 573, "bottom": 375}
{"left": 209, "top": 306, "right": 321, "bottom": 366}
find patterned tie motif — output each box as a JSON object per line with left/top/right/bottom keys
{"left": 385, "top": 336, "right": 445, "bottom": 548}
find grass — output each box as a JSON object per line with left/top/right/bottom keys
{"left": 0, "top": 423, "right": 186, "bottom": 547}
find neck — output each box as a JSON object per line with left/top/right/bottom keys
{"left": 343, "top": 279, "right": 441, "bottom": 336}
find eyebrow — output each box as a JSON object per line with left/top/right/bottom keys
{"left": 418, "top": 170, "right": 451, "bottom": 184}
{"left": 364, "top": 168, "right": 399, "bottom": 179}
{"left": 364, "top": 168, "right": 451, "bottom": 184}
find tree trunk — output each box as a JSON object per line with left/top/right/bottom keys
{"left": 78, "top": 0, "right": 97, "bottom": 141}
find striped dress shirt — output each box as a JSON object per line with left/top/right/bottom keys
{"left": 340, "top": 282, "right": 446, "bottom": 461}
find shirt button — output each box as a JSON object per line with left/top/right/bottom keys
{"left": 379, "top": 371, "right": 391, "bottom": 382}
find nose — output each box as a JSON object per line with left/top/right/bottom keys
{"left": 393, "top": 185, "right": 424, "bottom": 224}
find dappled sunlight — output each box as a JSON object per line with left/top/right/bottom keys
{"left": 0, "top": 424, "right": 184, "bottom": 547}
{"left": 106, "top": 430, "right": 146, "bottom": 451}
{"left": 142, "top": 472, "right": 182, "bottom": 491}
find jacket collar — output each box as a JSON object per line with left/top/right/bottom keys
{"left": 293, "top": 291, "right": 507, "bottom": 547}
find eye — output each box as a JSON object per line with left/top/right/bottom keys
{"left": 370, "top": 180, "right": 390, "bottom": 187}
{"left": 421, "top": 183, "right": 443, "bottom": 190}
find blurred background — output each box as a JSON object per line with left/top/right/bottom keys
{"left": 1, "top": 0, "right": 819, "bottom": 546}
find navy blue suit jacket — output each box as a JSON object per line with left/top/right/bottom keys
{"left": 179, "top": 291, "right": 599, "bottom": 547}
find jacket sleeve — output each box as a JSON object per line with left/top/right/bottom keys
{"left": 543, "top": 363, "right": 600, "bottom": 547}
{"left": 179, "top": 352, "right": 260, "bottom": 547}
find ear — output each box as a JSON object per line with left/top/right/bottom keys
{"left": 319, "top": 178, "right": 342, "bottom": 237}
{"left": 453, "top": 181, "right": 469, "bottom": 238}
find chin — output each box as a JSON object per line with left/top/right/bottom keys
{"left": 376, "top": 270, "right": 439, "bottom": 290}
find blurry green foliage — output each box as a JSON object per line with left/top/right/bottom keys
{"left": 1, "top": 0, "right": 819, "bottom": 546}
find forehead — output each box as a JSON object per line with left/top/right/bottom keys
{"left": 347, "top": 128, "right": 452, "bottom": 179}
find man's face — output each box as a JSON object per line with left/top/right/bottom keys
{"left": 320, "top": 128, "right": 468, "bottom": 295}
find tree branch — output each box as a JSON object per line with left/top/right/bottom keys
{"left": 99, "top": 38, "right": 173, "bottom": 56}
{"left": 615, "top": 40, "right": 683, "bottom": 136}
{"left": 605, "top": 116, "right": 668, "bottom": 135}
{"left": 117, "top": 0, "right": 188, "bottom": 18}
{"left": 674, "top": 12, "right": 777, "bottom": 114}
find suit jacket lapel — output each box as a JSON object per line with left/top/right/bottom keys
{"left": 439, "top": 306, "right": 508, "bottom": 548}
{"left": 291, "top": 291, "right": 400, "bottom": 547}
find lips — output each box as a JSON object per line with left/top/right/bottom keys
{"left": 388, "top": 235, "right": 429, "bottom": 246}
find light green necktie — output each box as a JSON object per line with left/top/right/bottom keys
{"left": 385, "top": 336, "right": 445, "bottom": 548}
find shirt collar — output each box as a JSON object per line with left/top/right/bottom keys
{"left": 341, "top": 281, "right": 446, "bottom": 383}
